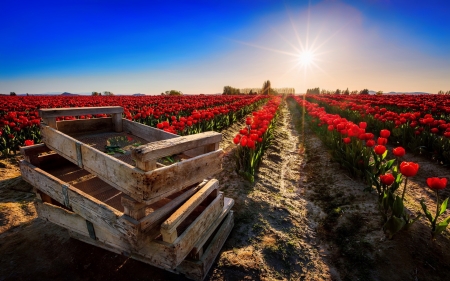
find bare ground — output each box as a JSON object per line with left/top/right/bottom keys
{"left": 1, "top": 100, "right": 450, "bottom": 280}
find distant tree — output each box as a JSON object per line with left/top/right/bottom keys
{"left": 334, "top": 89, "right": 341, "bottom": 95}
{"left": 359, "top": 89, "right": 369, "bottom": 95}
{"left": 306, "top": 87, "right": 320, "bottom": 95}
{"left": 161, "top": 92, "right": 165, "bottom": 95}
{"left": 165, "top": 90, "right": 183, "bottom": 96}
{"left": 438, "top": 90, "right": 445, "bottom": 95}
{"left": 343, "top": 88, "right": 350, "bottom": 95}
{"left": 92, "top": 91, "right": 101, "bottom": 96}
{"left": 222, "top": 86, "right": 240, "bottom": 95}
{"left": 350, "top": 90, "right": 358, "bottom": 95}
{"left": 249, "top": 89, "right": 253, "bottom": 95}
{"left": 376, "top": 90, "right": 383, "bottom": 96}
{"left": 103, "top": 91, "right": 114, "bottom": 96}
{"left": 10, "top": 92, "right": 16, "bottom": 96}
{"left": 262, "top": 80, "right": 271, "bottom": 95}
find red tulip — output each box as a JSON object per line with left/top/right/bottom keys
{"left": 380, "top": 174, "right": 395, "bottom": 186}
{"left": 359, "top": 122, "right": 367, "bottom": 129}
{"left": 377, "top": 137, "right": 388, "bottom": 145}
{"left": 400, "top": 162, "right": 419, "bottom": 177}
{"left": 343, "top": 137, "right": 351, "bottom": 144}
{"left": 374, "top": 145, "right": 386, "bottom": 155}
{"left": 380, "top": 129, "right": 390, "bottom": 138}
{"left": 392, "top": 147, "right": 405, "bottom": 157}
{"left": 233, "top": 134, "right": 241, "bottom": 145}
{"left": 240, "top": 136, "right": 248, "bottom": 147}
{"left": 426, "top": 177, "right": 447, "bottom": 190}
{"left": 366, "top": 139, "right": 375, "bottom": 147}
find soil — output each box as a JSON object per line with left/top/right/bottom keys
{"left": 1, "top": 99, "right": 450, "bottom": 281}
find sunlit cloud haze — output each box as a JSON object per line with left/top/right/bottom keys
{"left": 1, "top": 0, "right": 449, "bottom": 94}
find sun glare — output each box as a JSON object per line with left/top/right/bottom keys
{"left": 299, "top": 51, "right": 315, "bottom": 66}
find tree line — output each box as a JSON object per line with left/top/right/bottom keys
{"left": 223, "top": 80, "right": 293, "bottom": 95}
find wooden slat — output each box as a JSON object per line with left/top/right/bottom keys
{"left": 43, "top": 117, "right": 57, "bottom": 129}
{"left": 20, "top": 160, "right": 136, "bottom": 240}
{"left": 20, "top": 143, "right": 51, "bottom": 156}
{"left": 123, "top": 119, "right": 178, "bottom": 143}
{"left": 161, "top": 179, "right": 219, "bottom": 243}
{"left": 132, "top": 131, "right": 221, "bottom": 162}
{"left": 80, "top": 144, "right": 145, "bottom": 202}
{"left": 140, "top": 181, "right": 208, "bottom": 233}
{"left": 56, "top": 118, "right": 113, "bottom": 136}
{"left": 112, "top": 113, "right": 123, "bottom": 132}
{"left": 177, "top": 211, "right": 234, "bottom": 281}
{"left": 39, "top": 106, "right": 123, "bottom": 118}
{"left": 190, "top": 196, "right": 234, "bottom": 258}
{"left": 172, "top": 193, "right": 224, "bottom": 266}
{"left": 36, "top": 201, "right": 132, "bottom": 253}
{"left": 142, "top": 149, "right": 223, "bottom": 202}
{"left": 40, "top": 124, "right": 80, "bottom": 166}
{"left": 121, "top": 195, "right": 147, "bottom": 220}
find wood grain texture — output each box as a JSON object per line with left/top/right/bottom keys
{"left": 141, "top": 149, "right": 223, "bottom": 202}
{"left": 56, "top": 118, "right": 113, "bottom": 136}
{"left": 39, "top": 106, "right": 123, "bottom": 118}
{"left": 140, "top": 181, "right": 207, "bottom": 233}
{"left": 20, "top": 160, "right": 136, "bottom": 240}
{"left": 177, "top": 211, "right": 234, "bottom": 281}
{"left": 132, "top": 131, "right": 221, "bottom": 162}
{"left": 172, "top": 193, "right": 224, "bottom": 265}
{"left": 161, "top": 179, "right": 219, "bottom": 241}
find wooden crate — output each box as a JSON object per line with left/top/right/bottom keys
{"left": 38, "top": 106, "right": 223, "bottom": 204}
{"left": 20, "top": 147, "right": 234, "bottom": 280}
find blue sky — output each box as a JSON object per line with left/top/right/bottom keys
{"left": 1, "top": 0, "right": 449, "bottom": 94}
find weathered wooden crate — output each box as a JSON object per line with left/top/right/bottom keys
{"left": 38, "top": 106, "right": 223, "bottom": 204}
{"left": 20, "top": 145, "right": 234, "bottom": 280}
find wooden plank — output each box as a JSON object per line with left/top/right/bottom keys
{"left": 121, "top": 195, "right": 147, "bottom": 220}
{"left": 40, "top": 124, "right": 80, "bottom": 166}
{"left": 142, "top": 149, "right": 223, "bottom": 202}
{"left": 56, "top": 118, "right": 113, "bottom": 136}
{"left": 177, "top": 211, "right": 234, "bottom": 281}
{"left": 36, "top": 201, "right": 132, "bottom": 253}
{"left": 140, "top": 181, "right": 208, "bottom": 233}
{"left": 20, "top": 143, "right": 51, "bottom": 157}
{"left": 161, "top": 179, "right": 219, "bottom": 243}
{"left": 42, "top": 117, "right": 57, "bottom": 129}
{"left": 80, "top": 144, "right": 145, "bottom": 202}
{"left": 190, "top": 196, "right": 234, "bottom": 258}
{"left": 132, "top": 132, "right": 221, "bottom": 162}
{"left": 20, "top": 160, "right": 135, "bottom": 240}
{"left": 39, "top": 106, "right": 123, "bottom": 118}
{"left": 112, "top": 113, "right": 123, "bottom": 132}
{"left": 172, "top": 193, "right": 224, "bottom": 266}
{"left": 123, "top": 119, "right": 178, "bottom": 143}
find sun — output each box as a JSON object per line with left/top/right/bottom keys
{"left": 299, "top": 50, "right": 315, "bottom": 66}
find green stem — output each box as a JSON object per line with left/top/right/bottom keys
{"left": 401, "top": 177, "right": 408, "bottom": 201}
{"left": 433, "top": 190, "right": 440, "bottom": 231}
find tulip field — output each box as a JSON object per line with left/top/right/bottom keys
{"left": 2, "top": 93, "right": 450, "bottom": 280}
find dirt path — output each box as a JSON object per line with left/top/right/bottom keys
{"left": 211, "top": 102, "right": 333, "bottom": 280}
{"left": 2, "top": 99, "right": 450, "bottom": 281}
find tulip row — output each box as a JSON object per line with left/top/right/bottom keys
{"left": 232, "top": 96, "right": 282, "bottom": 182}
{"left": 306, "top": 95, "right": 450, "bottom": 165}
{"left": 0, "top": 95, "right": 267, "bottom": 156}
{"left": 290, "top": 95, "right": 450, "bottom": 239}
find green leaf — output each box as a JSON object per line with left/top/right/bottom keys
{"left": 383, "top": 215, "right": 406, "bottom": 238}
{"left": 381, "top": 149, "right": 388, "bottom": 160}
{"left": 439, "top": 198, "right": 448, "bottom": 216}
{"left": 434, "top": 219, "right": 450, "bottom": 236}
{"left": 392, "top": 195, "right": 404, "bottom": 217}
{"left": 420, "top": 199, "right": 434, "bottom": 223}
{"left": 384, "top": 159, "right": 396, "bottom": 170}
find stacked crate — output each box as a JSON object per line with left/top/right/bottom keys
{"left": 19, "top": 106, "right": 234, "bottom": 281}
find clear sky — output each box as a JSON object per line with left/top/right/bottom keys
{"left": 1, "top": 0, "right": 449, "bottom": 95}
